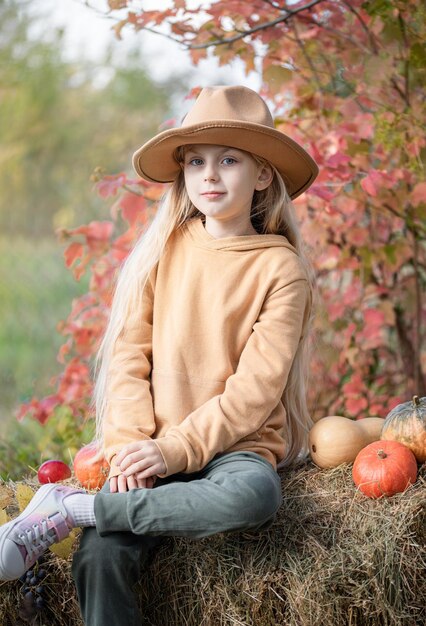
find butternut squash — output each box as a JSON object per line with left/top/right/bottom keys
{"left": 356, "top": 417, "right": 385, "bottom": 445}
{"left": 309, "top": 416, "right": 384, "bottom": 469}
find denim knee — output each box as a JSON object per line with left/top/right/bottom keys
{"left": 212, "top": 467, "right": 282, "bottom": 530}
{"left": 243, "top": 470, "right": 282, "bottom": 525}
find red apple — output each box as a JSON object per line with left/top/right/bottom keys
{"left": 37, "top": 460, "right": 72, "bottom": 484}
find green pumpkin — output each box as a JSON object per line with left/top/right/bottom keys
{"left": 381, "top": 395, "right": 426, "bottom": 463}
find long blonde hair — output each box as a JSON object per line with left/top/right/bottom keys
{"left": 93, "top": 146, "right": 318, "bottom": 467}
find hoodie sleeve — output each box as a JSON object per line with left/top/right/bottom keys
{"left": 103, "top": 268, "right": 157, "bottom": 479}
{"left": 153, "top": 277, "right": 312, "bottom": 477}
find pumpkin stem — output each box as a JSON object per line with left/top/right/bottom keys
{"left": 412, "top": 395, "right": 420, "bottom": 406}
{"left": 377, "top": 449, "right": 387, "bottom": 459}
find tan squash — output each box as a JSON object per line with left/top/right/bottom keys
{"left": 356, "top": 417, "right": 385, "bottom": 444}
{"left": 309, "top": 416, "right": 383, "bottom": 469}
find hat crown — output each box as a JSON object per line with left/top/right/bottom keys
{"left": 182, "top": 85, "right": 274, "bottom": 128}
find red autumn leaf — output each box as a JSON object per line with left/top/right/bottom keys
{"left": 125, "top": 176, "right": 151, "bottom": 187}
{"left": 64, "top": 242, "right": 84, "bottom": 268}
{"left": 57, "top": 340, "right": 72, "bottom": 364}
{"left": 345, "top": 226, "right": 368, "bottom": 246}
{"left": 410, "top": 182, "right": 426, "bottom": 207}
{"left": 342, "top": 374, "right": 365, "bottom": 396}
{"left": 96, "top": 173, "right": 127, "bottom": 198}
{"left": 360, "top": 170, "right": 382, "bottom": 197}
{"left": 143, "top": 184, "right": 165, "bottom": 201}
{"left": 17, "top": 395, "right": 62, "bottom": 425}
{"left": 73, "top": 264, "right": 87, "bottom": 282}
{"left": 117, "top": 191, "right": 147, "bottom": 226}
{"left": 316, "top": 244, "right": 341, "bottom": 270}
{"left": 328, "top": 301, "right": 345, "bottom": 322}
{"left": 363, "top": 308, "right": 386, "bottom": 328}
{"left": 184, "top": 86, "right": 203, "bottom": 100}
{"left": 57, "top": 359, "right": 92, "bottom": 403}
{"left": 71, "top": 221, "right": 114, "bottom": 254}
{"left": 38, "top": 395, "right": 61, "bottom": 423}
{"left": 158, "top": 117, "right": 178, "bottom": 130}
{"left": 112, "top": 229, "right": 136, "bottom": 261}
{"left": 355, "top": 308, "right": 387, "bottom": 350}
{"left": 342, "top": 281, "right": 362, "bottom": 307}
{"left": 345, "top": 396, "right": 369, "bottom": 415}
{"left": 326, "top": 152, "right": 351, "bottom": 169}
{"left": 108, "top": 0, "right": 128, "bottom": 9}
{"left": 309, "top": 183, "right": 335, "bottom": 201}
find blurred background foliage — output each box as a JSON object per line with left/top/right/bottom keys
{"left": 0, "top": 0, "right": 172, "bottom": 236}
{"left": 0, "top": 0, "right": 186, "bottom": 478}
{"left": 2, "top": 0, "right": 424, "bottom": 481}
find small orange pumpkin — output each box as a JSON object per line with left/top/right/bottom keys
{"left": 352, "top": 440, "right": 418, "bottom": 498}
{"left": 381, "top": 395, "right": 426, "bottom": 462}
{"left": 73, "top": 443, "right": 109, "bottom": 490}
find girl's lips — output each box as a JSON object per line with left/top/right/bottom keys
{"left": 201, "top": 192, "right": 225, "bottom": 198}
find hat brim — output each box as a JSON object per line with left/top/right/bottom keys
{"left": 132, "top": 121, "right": 318, "bottom": 199}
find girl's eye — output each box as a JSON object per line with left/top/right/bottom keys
{"left": 223, "top": 157, "right": 237, "bottom": 165}
{"left": 187, "top": 158, "right": 203, "bottom": 166}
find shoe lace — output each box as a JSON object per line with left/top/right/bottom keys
{"left": 19, "top": 519, "right": 56, "bottom": 561}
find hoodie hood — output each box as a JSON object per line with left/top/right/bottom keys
{"left": 183, "top": 217, "right": 298, "bottom": 254}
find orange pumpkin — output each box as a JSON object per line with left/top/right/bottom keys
{"left": 73, "top": 443, "right": 109, "bottom": 490}
{"left": 352, "top": 440, "right": 418, "bottom": 498}
{"left": 381, "top": 395, "right": 426, "bottom": 462}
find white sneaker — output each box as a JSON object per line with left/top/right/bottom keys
{"left": 0, "top": 483, "right": 85, "bottom": 581}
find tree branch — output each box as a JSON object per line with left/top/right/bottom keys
{"left": 290, "top": 18, "right": 323, "bottom": 92}
{"left": 261, "top": 0, "right": 283, "bottom": 10}
{"left": 390, "top": 76, "right": 410, "bottom": 107}
{"left": 340, "top": 0, "right": 379, "bottom": 54}
{"left": 133, "top": 0, "right": 326, "bottom": 50}
{"left": 382, "top": 202, "right": 426, "bottom": 238}
{"left": 190, "top": 7, "right": 323, "bottom": 49}
{"left": 304, "top": 14, "right": 372, "bottom": 55}
{"left": 381, "top": 202, "right": 406, "bottom": 222}
{"left": 411, "top": 219, "right": 425, "bottom": 394}
{"left": 397, "top": 12, "right": 411, "bottom": 108}
{"left": 394, "top": 305, "right": 426, "bottom": 396}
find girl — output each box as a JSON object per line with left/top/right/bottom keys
{"left": 0, "top": 85, "right": 319, "bottom": 625}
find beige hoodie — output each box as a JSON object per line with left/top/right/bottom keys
{"left": 104, "top": 216, "right": 312, "bottom": 480}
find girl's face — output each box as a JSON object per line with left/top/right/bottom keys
{"left": 182, "top": 144, "right": 273, "bottom": 225}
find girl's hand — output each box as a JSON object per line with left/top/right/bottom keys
{"left": 114, "top": 440, "right": 166, "bottom": 482}
{"left": 109, "top": 473, "right": 156, "bottom": 494}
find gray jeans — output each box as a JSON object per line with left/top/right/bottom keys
{"left": 71, "top": 451, "right": 282, "bottom": 626}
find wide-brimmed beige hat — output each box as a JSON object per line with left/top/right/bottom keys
{"left": 132, "top": 85, "right": 318, "bottom": 199}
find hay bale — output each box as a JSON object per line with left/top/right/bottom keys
{"left": 1, "top": 463, "right": 425, "bottom": 626}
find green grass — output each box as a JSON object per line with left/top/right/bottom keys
{"left": 0, "top": 236, "right": 89, "bottom": 427}
{"left": 0, "top": 236, "right": 93, "bottom": 479}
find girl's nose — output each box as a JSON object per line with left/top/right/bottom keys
{"left": 204, "top": 163, "right": 218, "bottom": 181}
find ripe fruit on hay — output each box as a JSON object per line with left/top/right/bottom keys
{"left": 309, "top": 416, "right": 384, "bottom": 469}
{"left": 352, "top": 440, "right": 418, "bottom": 498}
{"left": 37, "top": 460, "right": 71, "bottom": 484}
{"left": 73, "top": 443, "right": 109, "bottom": 490}
{"left": 381, "top": 395, "right": 426, "bottom": 463}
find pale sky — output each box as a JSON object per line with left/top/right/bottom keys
{"left": 29, "top": 0, "right": 262, "bottom": 90}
